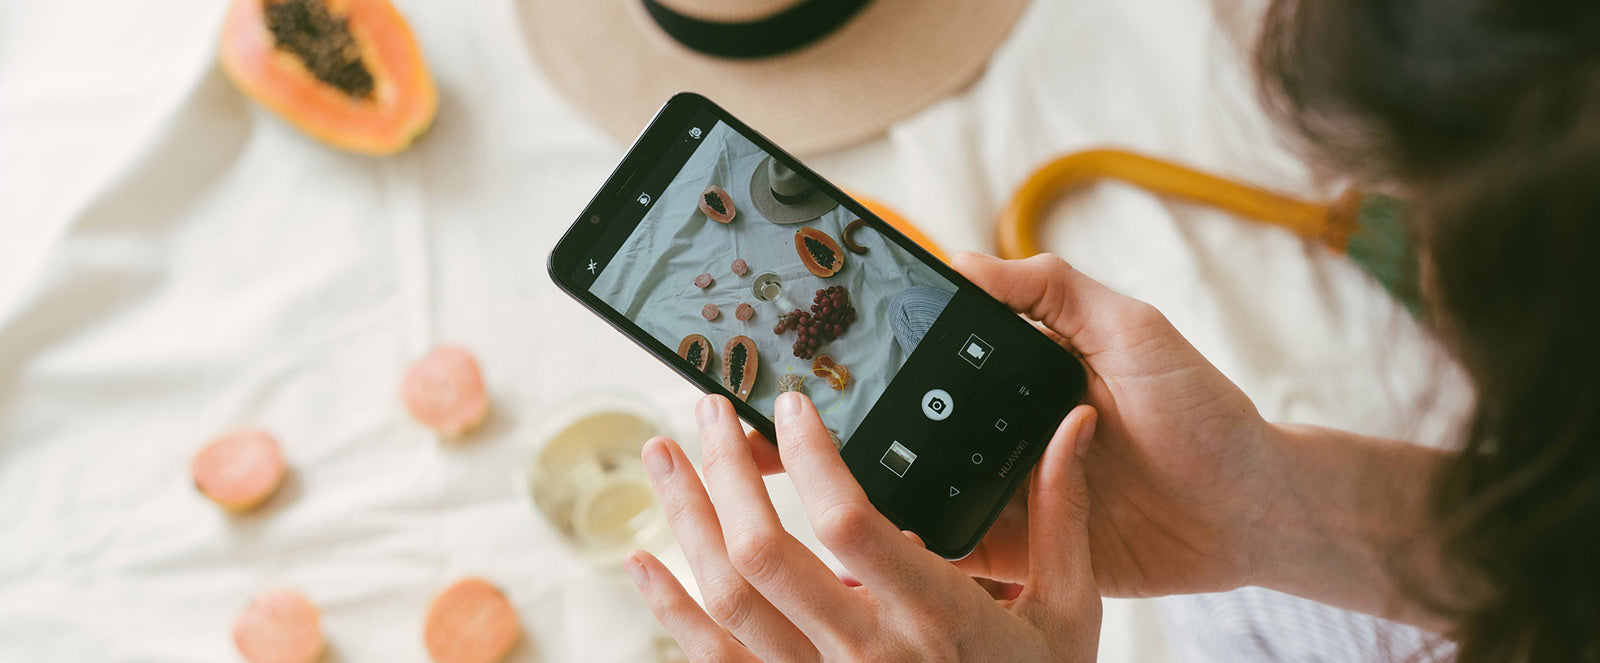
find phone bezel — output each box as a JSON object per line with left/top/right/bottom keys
{"left": 547, "top": 92, "right": 1085, "bottom": 558}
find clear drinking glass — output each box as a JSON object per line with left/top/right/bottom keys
{"left": 751, "top": 272, "right": 784, "bottom": 302}
{"left": 523, "top": 391, "right": 672, "bottom": 566}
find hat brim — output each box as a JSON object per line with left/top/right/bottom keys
{"left": 518, "top": 0, "right": 1034, "bottom": 155}
{"left": 749, "top": 156, "right": 838, "bottom": 224}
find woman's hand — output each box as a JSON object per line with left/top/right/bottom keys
{"left": 727, "top": 252, "right": 1455, "bottom": 628}
{"left": 950, "top": 252, "right": 1275, "bottom": 598}
{"left": 627, "top": 392, "right": 1101, "bottom": 662}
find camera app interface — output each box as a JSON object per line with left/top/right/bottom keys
{"left": 567, "top": 116, "right": 1081, "bottom": 552}
{"left": 584, "top": 120, "right": 955, "bottom": 443}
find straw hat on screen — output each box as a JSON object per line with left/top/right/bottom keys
{"left": 750, "top": 156, "right": 838, "bottom": 224}
{"left": 519, "top": 0, "right": 1034, "bottom": 154}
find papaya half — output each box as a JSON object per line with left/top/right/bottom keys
{"left": 722, "top": 336, "right": 758, "bottom": 402}
{"left": 220, "top": 0, "right": 437, "bottom": 155}
{"left": 678, "top": 334, "right": 712, "bottom": 373}
{"left": 795, "top": 227, "right": 845, "bottom": 278}
{"left": 700, "top": 185, "right": 736, "bottom": 223}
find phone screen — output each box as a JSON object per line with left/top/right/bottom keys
{"left": 581, "top": 118, "right": 958, "bottom": 444}
{"left": 552, "top": 95, "right": 1085, "bottom": 557}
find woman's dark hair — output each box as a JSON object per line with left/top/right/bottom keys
{"left": 1255, "top": 0, "right": 1600, "bottom": 660}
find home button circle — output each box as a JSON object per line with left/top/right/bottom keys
{"left": 920, "top": 389, "right": 953, "bottom": 421}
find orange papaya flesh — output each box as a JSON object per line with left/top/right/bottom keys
{"left": 220, "top": 0, "right": 437, "bottom": 156}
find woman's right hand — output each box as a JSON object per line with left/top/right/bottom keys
{"left": 949, "top": 252, "right": 1274, "bottom": 597}
{"left": 745, "top": 252, "right": 1446, "bottom": 625}
{"left": 742, "top": 251, "right": 1281, "bottom": 598}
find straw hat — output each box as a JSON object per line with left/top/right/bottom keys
{"left": 519, "top": 0, "right": 1034, "bottom": 154}
{"left": 750, "top": 156, "right": 838, "bottom": 224}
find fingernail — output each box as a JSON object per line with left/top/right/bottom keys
{"left": 1074, "top": 410, "right": 1098, "bottom": 458}
{"left": 696, "top": 395, "right": 719, "bottom": 427}
{"left": 643, "top": 441, "right": 673, "bottom": 483}
{"left": 625, "top": 555, "right": 650, "bottom": 590}
{"left": 775, "top": 391, "right": 801, "bottom": 424}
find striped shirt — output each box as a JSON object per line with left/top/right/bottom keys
{"left": 889, "top": 285, "right": 955, "bottom": 353}
{"left": 1157, "top": 588, "right": 1455, "bottom": 662}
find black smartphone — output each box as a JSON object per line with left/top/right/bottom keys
{"left": 548, "top": 93, "right": 1087, "bottom": 558}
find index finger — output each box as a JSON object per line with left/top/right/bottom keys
{"left": 694, "top": 396, "right": 869, "bottom": 648}
{"left": 771, "top": 392, "right": 962, "bottom": 600}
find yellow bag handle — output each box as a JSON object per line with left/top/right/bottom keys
{"left": 994, "top": 148, "right": 1363, "bottom": 260}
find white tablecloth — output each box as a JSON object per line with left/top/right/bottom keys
{"left": 0, "top": 0, "right": 1466, "bottom": 661}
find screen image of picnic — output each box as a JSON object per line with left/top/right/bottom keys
{"left": 589, "top": 122, "right": 957, "bottom": 445}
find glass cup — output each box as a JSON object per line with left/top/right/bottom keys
{"left": 522, "top": 391, "right": 672, "bottom": 566}
{"left": 751, "top": 272, "right": 784, "bottom": 302}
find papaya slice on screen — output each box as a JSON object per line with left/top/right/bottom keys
{"left": 722, "top": 336, "right": 759, "bottom": 402}
{"left": 220, "top": 0, "right": 438, "bottom": 155}
{"left": 677, "top": 334, "right": 713, "bottom": 373}
{"left": 795, "top": 227, "right": 845, "bottom": 278}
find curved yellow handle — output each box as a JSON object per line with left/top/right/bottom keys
{"left": 996, "top": 149, "right": 1361, "bottom": 259}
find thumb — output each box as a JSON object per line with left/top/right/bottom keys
{"left": 952, "top": 251, "right": 1137, "bottom": 357}
{"left": 1016, "top": 404, "right": 1100, "bottom": 621}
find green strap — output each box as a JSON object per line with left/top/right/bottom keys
{"left": 1345, "top": 194, "right": 1425, "bottom": 317}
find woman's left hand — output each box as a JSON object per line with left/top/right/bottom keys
{"left": 626, "top": 392, "right": 1102, "bottom": 662}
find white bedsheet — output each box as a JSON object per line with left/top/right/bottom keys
{"left": 0, "top": 0, "right": 1467, "bottom": 661}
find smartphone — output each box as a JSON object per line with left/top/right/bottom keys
{"left": 548, "top": 93, "right": 1087, "bottom": 558}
